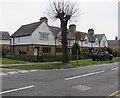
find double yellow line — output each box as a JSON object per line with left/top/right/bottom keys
{"left": 106, "top": 90, "right": 120, "bottom": 98}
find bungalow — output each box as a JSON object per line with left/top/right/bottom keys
{"left": 11, "top": 17, "right": 108, "bottom": 56}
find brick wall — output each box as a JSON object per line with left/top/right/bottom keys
{"left": 13, "top": 45, "right": 62, "bottom": 56}
{"left": 13, "top": 45, "right": 34, "bottom": 55}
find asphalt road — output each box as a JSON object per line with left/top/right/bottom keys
{"left": 1, "top": 62, "right": 119, "bottom": 97}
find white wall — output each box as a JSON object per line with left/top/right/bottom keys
{"left": 93, "top": 38, "right": 99, "bottom": 47}
{"left": 100, "top": 35, "right": 108, "bottom": 47}
{"left": 31, "top": 22, "right": 55, "bottom": 45}
{"left": 11, "top": 22, "right": 57, "bottom": 46}
{"left": 11, "top": 36, "right": 31, "bottom": 45}
{"left": 0, "top": 40, "right": 10, "bottom": 45}
{"left": 82, "top": 36, "right": 91, "bottom": 47}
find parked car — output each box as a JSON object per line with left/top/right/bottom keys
{"left": 89, "top": 51, "right": 113, "bottom": 61}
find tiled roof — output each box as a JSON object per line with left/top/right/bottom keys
{"left": 94, "top": 34, "right": 105, "bottom": 41}
{"left": 0, "top": 31, "right": 11, "bottom": 40}
{"left": 66, "top": 31, "right": 105, "bottom": 42}
{"left": 12, "top": 21, "right": 61, "bottom": 38}
{"left": 12, "top": 21, "right": 43, "bottom": 37}
{"left": 11, "top": 20, "right": 105, "bottom": 42}
{"left": 49, "top": 26, "right": 61, "bottom": 38}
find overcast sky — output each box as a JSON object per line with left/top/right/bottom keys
{"left": 0, "top": 0, "right": 119, "bottom": 40}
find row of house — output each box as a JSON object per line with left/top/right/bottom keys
{"left": 1, "top": 17, "right": 117, "bottom": 57}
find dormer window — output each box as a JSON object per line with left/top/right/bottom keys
{"left": 39, "top": 32, "right": 49, "bottom": 40}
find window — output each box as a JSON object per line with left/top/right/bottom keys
{"left": 18, "top": 37, "right": 20, "bottom": 42}
{"left": 56, "top": 48, "right": 62, "bottom": 53}
{"left": 40, "top": 32, "right": 49, "bottom": 40}
{"left": 43, "top": 47, "right": 51, "bottom": 53}
{"left": 85, "top": 39, "right": 88, "bottom": 44}
{"left": 102, "top": 41, "right": 106, "bottom": 46}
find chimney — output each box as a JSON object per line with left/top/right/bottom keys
{"left": 115, "top": 36, "right": 118, "bottom": 40}
{"left": 69, "top": 24, "right": 76, "bottom": 31}
{"left": 88, "top": 29, "right": 94, "bottom": 35}
{"left": 39, "top": 17, "right": 48, "bottom": 24}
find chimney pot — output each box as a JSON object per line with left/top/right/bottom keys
{"left": 39, "top": 17, "right": 48, "bottom": 24}
{"left": 115, "top": 36, "right": 118, "bottom": 40}
{"left": 69, "top": 24, "right": 76, "bottom": 31}
{"left": 88, "top": 29, "right": 94, "bottom": 35}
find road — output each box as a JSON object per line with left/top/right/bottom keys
{"left": 1, "top": 62, "right": 119, "bottom": 97}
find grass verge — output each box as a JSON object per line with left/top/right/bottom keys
{"left": 1, "top": 58, "right": 28, "bottom": 64}
{"left": 2, "top": 58, "right": 120, "bottom": 70}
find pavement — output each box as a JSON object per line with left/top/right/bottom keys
{"left": 0, "top": 62, "right": 119, "bottom": 97}
{"left": 1, "top": 61, "right": 61, "bottom": 67}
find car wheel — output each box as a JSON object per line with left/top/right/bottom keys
{"left": 92, "top": 58, "right": 95, "bottom": 61}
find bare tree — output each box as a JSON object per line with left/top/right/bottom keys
{"left": 47, "top": 0, "right": 78, "bottom": 63}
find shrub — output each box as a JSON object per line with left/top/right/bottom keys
{"left": 71, "top": 43, "right": 81, "bottom": 55}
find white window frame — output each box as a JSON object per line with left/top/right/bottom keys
{"left": 39, "top": 32, "right": 49, "bottom": 40}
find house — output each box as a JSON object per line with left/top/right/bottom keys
{"left": 68, "top": 25, "right": 108, "bottom": 53}
{"left": 108, "top": 37, "right": 120, "bottom": 53}
{"left": 11, "top": 17, "right": 108, "bottom": 57}
{"left": 11, "top": 17, "right": 62, "bottom": 56}
{"left": 0, "top": 31, "right": 11, "bottom": 55}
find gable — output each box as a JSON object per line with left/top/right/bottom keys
{"left": 84, "top": 35, "right": 88, "bottom": 40}
{"left": 31, "top": 22, "right": 56, "bottom": 45}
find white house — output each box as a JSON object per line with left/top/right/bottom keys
{"left": 11, "top": 17, "right": 108, "bottom": 56}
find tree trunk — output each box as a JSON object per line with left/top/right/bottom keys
{"left": 60, "top": 20, "right": 70, "bottom": 63}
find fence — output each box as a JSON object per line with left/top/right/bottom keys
{"left": 6, "top": 53, "right": 90, "bottom": 62}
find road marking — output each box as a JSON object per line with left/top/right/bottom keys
{"left": 18, "top": 70, "right": 29, "bottom": 73}
{"left": 65, "top": 70, "right": 105, "bottom": 80}
{"left": 111, "top": 67, "right": 119, "bottom": 71}
{"left": 115, "top": 93, "right": 120, "bottom": 97}
{"left": 7, "top": 71, "right": 19, "bottom": 75}
{"left": 0, "top": 70, "right": 38, "bottom": 76}
{"left": 0, "top": 73, "right": 7, "bottom": 76}
{"left": 106, "top": 90, "right": 120, "bottom": 98}
{"left": 0, "top": 85, "right": 34, "bottom": 94}
{"left": 29, "top": 70, "right": 37, "bottom": 72}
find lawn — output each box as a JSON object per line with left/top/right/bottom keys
{"left": 2, "top": 57, "right": 120, "bottom": 70}
{"left": 70, "top": 57, "right": 120, "bottom": 67}
{"left": 1, "top": 58, "right": 28, "bottom": 64}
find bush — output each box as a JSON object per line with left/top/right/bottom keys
{"left": 71, "top": 43, "right": 81, "bottom": 55}
{"left": 106, "top": 47, "right": 113, "bottom": 54}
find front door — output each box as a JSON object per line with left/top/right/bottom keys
{"left": 34, "top": 48, "right": 38, "bottom": 56}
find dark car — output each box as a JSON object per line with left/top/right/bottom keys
{"left": 89, "top": 51, "right": 113, "bottom": 61}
